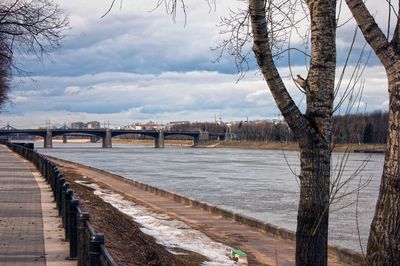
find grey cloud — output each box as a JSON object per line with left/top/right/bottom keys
{"left": 3, "top": 64, "right": 389, "bottom": 128}
{"left": 1, "top": 1, "right": 391, "bottom": 128}
{"left": 4, "top": 71, "right": 280, "bottom": 124}
{"left": 17, "top": 1, "right": 239, "bottom": 77}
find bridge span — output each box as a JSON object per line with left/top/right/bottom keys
{"left": 0, "top": 129, "right": 210, "bottom": 148}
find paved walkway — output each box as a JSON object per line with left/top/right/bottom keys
{"left": 0, "top": 145, "right": 45, "bottom": 265}
{"left": 0, "top": 145, "right": 74, "bottom": 266}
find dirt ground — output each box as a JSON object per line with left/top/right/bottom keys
{"left": 62, "top": 168, "right": 207, "bottom": 266}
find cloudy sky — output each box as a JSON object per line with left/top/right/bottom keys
{"left": 0, "top": 0, "right": 390, "bottom": 128}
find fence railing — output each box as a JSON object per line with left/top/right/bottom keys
{"left": 6, "top": 142, "right": 117, "bottom": 266}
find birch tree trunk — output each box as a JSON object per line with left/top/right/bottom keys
{"left": 367, "top": 73, "right": 400, "bottom": 264}
{"left": 249, "top": 0, "right": 336, "bottom": 265}
{"left": 345, "top": 0, "right": 400, "bottom": 264}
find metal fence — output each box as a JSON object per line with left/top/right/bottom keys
{"left": 6, "top": 142, "right": 117, "bottom": 266}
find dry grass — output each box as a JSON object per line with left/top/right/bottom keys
{"left": 201, "top": 141, "right": 386, "bottom": 153}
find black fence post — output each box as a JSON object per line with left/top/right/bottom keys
{"left": 52, "top": 167, "right": 59, "bottom": 192}
{"left": 69, "top": 198, "right": 79, "bottom": 259}
{"left": 57, "top": 177, "right": 65, "bottom": 216}
{"left": 61, "top": 182, "right": 70, "bottom": 228}
{"left": 53, "top": 170, "right": 61, "bottom": 200}
{"left": 46, "top": 160, "right": 51, "bottom": 182}
{"left": 43, "top": 160, "right": 47, "bottom": 181}
{"left": 40, "top": 158, "right": 45, "bottom": 177}
{"left": 39, "top": 155, "right": 43, "bottom": 171}
{"left": 42, "top": 158, "right": 46, "bottom": 177}
{"left": 89, "top": 233, "right": 105, "bottom": 266}
{"left": 78, "top": 212, "right": 90, "bottom": 266}
{"left": 65, "top": 188, "right": 73, "bottom": 240}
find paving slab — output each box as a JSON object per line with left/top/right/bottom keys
{"left": 0, "top": 145, "right": 45, "bottom": 266}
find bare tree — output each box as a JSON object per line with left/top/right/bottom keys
{"left": 248, "top": 1, "right": 336, "bottom": 265}
{"left": 0, "top": 0, "right": 69, "bottom": 108}
{"left": 345, "top": 0, "right": 400, "bottom": 264}
{"left": 104, "top": 0, "right": 336, "bottom": 264}
{"left": 105, "top": 0, "right": 390, "bottom": 264}
{"left": 0, "top": 33, "right": 11, "bottom": 107}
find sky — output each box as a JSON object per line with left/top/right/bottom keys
{"left": 0, "top": 0, "right": 391, "bottom": 128}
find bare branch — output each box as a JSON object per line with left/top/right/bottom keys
{"left": 0, "top": 0, "right": 69, "bottom": 108}
{"left": 101, "top": 0, "right": 117, "bottom": 18}
{"left": 345, "top": 0, "right": 390, "bottom": 68}
{"left": 249, "top": 0, "right": 312, "bottom": 141}
{"left": 0, "top": 0, "right": 69, "bottom": 61}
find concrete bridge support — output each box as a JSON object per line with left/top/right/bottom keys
{"left": 44, "top": 130, "right": 53, "bottom": 148}
{"left": 63, "top": 135, "right": 67, "bottom": 143}
{"left": 102, "top": 129, "right": 112, "bottom": 148}
{"left": 193, "top": 131, "right": 209, "bottom": 146}
{"left": 155, "top": 131, "right": 165, "bottom": 148}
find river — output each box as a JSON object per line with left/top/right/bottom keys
{"left": 37, "top": 142, "right": 384, "bottom": 253}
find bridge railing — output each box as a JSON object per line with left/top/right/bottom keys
{"left": 5, "top": 142, "right": 117, "bottom": 266}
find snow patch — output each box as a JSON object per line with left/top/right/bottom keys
{"left": 76, "top": 181, "right": 237, "bottom": 266}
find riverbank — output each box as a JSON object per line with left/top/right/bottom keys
{"left": 112, "top": 138, "right": 386, "bottom": 153}
{"left": 48, "top": 155, "right": 361, "bottom": 265}
{"left": 36, "top": 138, "right": 386, "bottom": 153}
{"left": 63, "top": 168, "right": 205, "bottom": 265}
{"left": 201, "top": 141, "right": 386, "bottom": 153}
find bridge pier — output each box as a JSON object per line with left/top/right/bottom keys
{"left": 155, "top": 130, "right": 164, "bottom": 148}
{"left": 102, "top": 129, "right": 112, "bottom": 148}
{"left": 44, "top": 129, "right": 53, "bottom": 148}
{"left": 63, "top": 135, "right": 67, "bottom": 143}
{"left": 193, "top": 131, "right": 209, "bottom": 147}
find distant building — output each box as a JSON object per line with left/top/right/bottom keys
{"left": 166, "top": 121, "right": 190, "bottom": 130}
{"left": 121, "top": 122, "right": 165, "bottom": 130}
{"left": 142, "top": 121, "right": 165, "bottom": 130}
{"left": 70, "top": 122, "right": 86, "bottom": 129}
{"left": 120, "top": 123, "right": 143, "bottom": 130}
{"left": 86, "top": 121, "right": 101, "bottom": 129}
{"left": 121, "top": 125, "right": 131, "bottom": 130}
{"left": 69, "top": 121, "right": 101, "bottom": 129}
{"left": 133, "top": 123, "right": 143, "bottom": 130}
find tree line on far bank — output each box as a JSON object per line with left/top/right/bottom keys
{"left": 168, "top": 110, "right": 388, "bottom": 144}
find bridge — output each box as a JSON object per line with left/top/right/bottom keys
{"left": 0, "top": 129, "right": 211, "bottom": 148}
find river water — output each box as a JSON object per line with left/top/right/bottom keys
{"left": 37, "top": 142, "right": 384, "bottom": 253}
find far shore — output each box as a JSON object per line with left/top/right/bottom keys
{"left": 35, "top": 138, "right": 386, "bottom": 153}
{"left": 199, "top": 141, "right": 386, "bottom": 153}
{"left": 111, "top": 139, "right": 386, "bottom": 153}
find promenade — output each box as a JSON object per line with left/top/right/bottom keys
{"left": 0, "top": 145, "right": 72, "bottom": 266}
{"left": 0, "top": 145, "right": 45, "bottom": 265}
